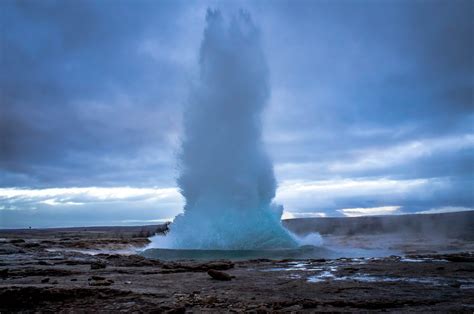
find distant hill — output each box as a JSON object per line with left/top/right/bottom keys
{"left": 283, "top": 211, "right": 474, "bottom": 240}
{"left": 2, "top": 211, "right": 472, "bottom": 241}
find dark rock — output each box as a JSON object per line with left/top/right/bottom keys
{"left": 165, "top": 306, "right": 186, "bottom": 314}
{"left": 9, "top": 239, "right": 25, "bottom": 244}
{"left": 22, "top": 242, "right": 41, "bottom": 248}
{"left": 89, "top": 279, "right": 114, "bottom": 286}
{"left": 301, "top": 299, "right": 319, "bottom": 309}
{"left": 450, "top": 281, "right": 461, "bottom": 288}
{"left": 162, "top": 260, "right": 234, "bottom": 273}
{"left": 207, "top": 269, "right": 232, "bottom": 281}
{"left": 203, "top": 296, "right": 218, "bottom": 304}
{"left": 0, "top": 268, "right": 8, "bottom": 279}
{"left": 249, "top": 259, "right": 272, "bottom": 263}
{"left": 7, "top": 267, "right": 77, "bottom": 278}
{"left": 445, "top": 256, "right": 474, "bottom": 263}
{"left": 344, "top": 267, "right": 359, "bottom": 273}
{"left": 0, "top": 286, "right": 131, "bottom": 309}
{"left": 203, "top": 261, "right": 234, "bottom": 271}
{"left": 90, "top": 261, "right": 107, "bottom": 269}
{"left": 88, "top": 275, "right": 114, "bottom": 286}
{"left": 105, "top": 254, "right": 157, "bottom": 267}
{"left": 41, "top": 278, "right": 50, "bottom": 283}
{"left": 63, "top": 259, "right": 90, "bottom": 266}
{"left": 0, "top": 244, "right": 26, "bottom": 254}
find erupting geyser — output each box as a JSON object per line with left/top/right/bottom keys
{"left": 149, "top": 9, "right": 297, "bottom": 250}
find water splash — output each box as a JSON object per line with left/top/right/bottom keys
{"left": 148, "top": 10, "right": 297, "bottom": 250}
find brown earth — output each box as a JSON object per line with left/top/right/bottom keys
{"left": 0, "top": 223, "right": 473, "bottom": 312}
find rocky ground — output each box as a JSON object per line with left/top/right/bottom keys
{"left": 0, "top": 227, "right": 473, "bottom": 312}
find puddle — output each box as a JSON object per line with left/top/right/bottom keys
{"left": 307, "top": 276, "right": 325, "bottom": 283}
{"left": 401, "top": 258, "right": 449, "bottom": 263}
{"left": 400, "top": 258, "right": 425, "bottom": 263}
{"left": 288, "top": 273, "right": 302, "bottom": 279}
{"left": 263, "top": 266, "right": 323, "bottom": 272}
{"left": 262, "top": 260, "right": 326, "bottom": 272}
{"left": 334, "top": 274, "right": 447, "bottom": 285}
{"left": 310, "top": 272, "right": 474, "bottom": 288}
{"left": 259, "top": 257, "right": 472, "bottom": 288}
{"left": 307, "top": 270, "right": 336, "bottom": 282}
{"left": 460, "top": 284, "right": 474, "bottom": 289}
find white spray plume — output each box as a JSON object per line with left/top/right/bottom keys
{"left": 148, "top": 9, "right": 297, "bottom": 249}
{"left": 291, "top": 232, "right": 324, "bottom": 247}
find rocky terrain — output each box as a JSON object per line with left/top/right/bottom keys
{"left": 1, "top": 214, "right": 473, "bottom": 312}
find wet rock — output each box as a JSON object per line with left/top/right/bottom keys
{"left": 88, "top": 275, "right": 113, "bottom": 286}
{"left": 344, "top": 267, "right": 359, "bottom": 273}
{"left": 0, "top": 268, "right": 9, "bottom": 279}
{"left": 0, "top": 244, "right": 26, "bottom": 254}
{"left": 9, "top": 239, "right": 25, "bottom": 244}
{"left": 90, "top": 261, "right": 107, "bottom": 270}
{"left": 104, "top": 254, "right": 157, "bottom": 267}
{"left": 407, "top": 252, "right": 474, "bottom": 263}
{"left": 202, "top": 296, "right": 218, "bottom": 304}
{"left": 301, "top": 299, "right": 319, "bottom": 309}
{"left": 8, "top": 267, "right": 77, "bottom": 278}
{"left": 450, "top": 281, "right": 461, "bottom": 288}
{"left": 249, "top": 259, "right": 272, "bottom": 263}
{"left": 89, "top": 279, "right": 114, "bottom": 286}
{"left": 0, "top": 286, "right": 131, "bottom": 309}
{"left": 207, "top": 269, "right": 232, "bottom": 281}
{"left": 41, "top": 240, "right": 56, "bottom": 245}
{"left": 282, "top": 304, "right": 301, "bottom": 311}
{"left": 22, "top": 242, "right": 41, "bottom": 248}
{"left": 162, "top": 260, "right": 234, "bottom": 273}
{"left": 165, "top": 306, "right": 186, "bottom": 314}
{"left": 445, "top": 255, "right": 474, "bottom": 263}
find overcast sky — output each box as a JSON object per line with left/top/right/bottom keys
{"left": 1, "top": 0, "right": 473, "bottom": 228}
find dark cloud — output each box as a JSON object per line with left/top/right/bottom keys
{"left": 1, "top": 0, "right": 198, "bottom": 187}
{"left": 0, "top": 0, "right": 472, "bottom": 225}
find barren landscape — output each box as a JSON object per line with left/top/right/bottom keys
{"left": 1, "top": 211, "right": 473, "bottom": 312}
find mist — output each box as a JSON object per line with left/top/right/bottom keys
{"left": 148, "top": 10, "right": 296, "bottom": 249}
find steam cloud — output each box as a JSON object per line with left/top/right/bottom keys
{"left": 148, "top": 9, "right": 297, "bottom": 249}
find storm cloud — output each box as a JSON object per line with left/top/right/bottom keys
{"left": 1, "top": 0, "right": 473, "bottom": 227}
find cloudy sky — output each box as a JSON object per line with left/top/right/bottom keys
{"left": 1, "top": 0, "right": 473, "bottom": 228}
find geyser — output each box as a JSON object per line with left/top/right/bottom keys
{"left": 149, "top": 9, "right": 297, "bottom": 250}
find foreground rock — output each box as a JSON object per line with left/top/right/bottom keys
{"left": 0, "top": 226, "right": 472, "bottom": 312}
{"left": 207, "top": 269, "right": 233, "bottom": 281}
